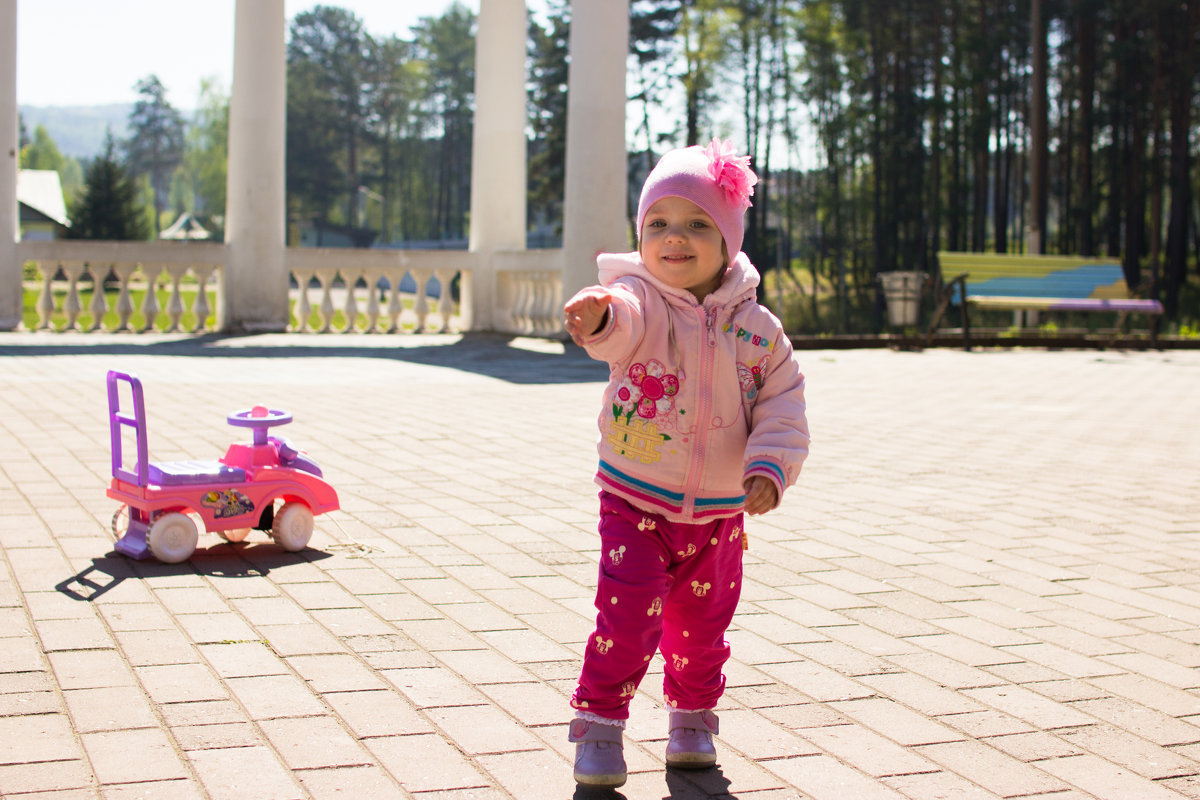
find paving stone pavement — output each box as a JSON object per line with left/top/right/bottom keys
{"left": 1, "top": 331, "right": 1199, "bottom": 800}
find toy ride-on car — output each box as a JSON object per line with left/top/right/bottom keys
{"left": 106, "top": 370, "right": 340, "bottom": 563}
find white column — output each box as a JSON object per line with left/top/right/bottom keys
{"left": 223, "top": 0, "right": 287, "bottom": 332}
{"left": 0, "top": 0, "right": 19, "bottom": 330}
{"left": 560, "top": 0, "right": 629, "bottom": 302}
{"left": 468, "top": 0, "right": 528, "bottom": 330}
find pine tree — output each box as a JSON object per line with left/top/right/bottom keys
{"left": 69, "top": 131, "right": 149, "bottom": 241}
{"left": 125, "top": 75, "right": 185, "bottom": 236}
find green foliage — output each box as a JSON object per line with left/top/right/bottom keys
{"left": 170, "top": 77, "right": 229, "bottom": 231}
{"left": 762, "top": 263, "right": 878, "bottom": 335}
{"left": 677, "top": 0, "right": 732, "bottom": 146}
{"left": 1176, "top": 324, "right": 1200, "bottom": 339}
{"left": 527, "top": 1, "right": 570, "bottom": 234}
{"left": 68, "top": 131, "right": 149, "bottom": 241}
{"left": 365, "top": 37, "right": 425, "bottom": 241}
{"left": 20, "top": 124, "right": 66, "bottom": 171}
{"left": 57, "top": 158, "right": 84, "bottom": 207}
{"left": 409, "top": 3, "right": 475, "bottom": 240}
{"left": 288, "top": 5, "right": 371, "bottom": 228}
{"left": 125, "top": 75, "right": 186, "bottom": 236}
{"left": 287, "top": 55, "right": 345, "bottom": 224}
{"left": 629, "top": 1, "right": 680, "bottom": 159}
{"left": 24, "top": 1, "right": 1200, "bottom": 338}
{"left": 763, "top": 259, "right": 1200, "bottom": 338}
{"left": 1174, "top": 275, "right": 1200, "bottom": 335}
{"left": 283, "top": 2, "right": 479, "bottom": 243}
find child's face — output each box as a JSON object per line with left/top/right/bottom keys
{"left": 639, "top": 196, "right": 728, "bottom": 302}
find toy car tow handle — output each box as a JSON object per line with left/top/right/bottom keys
{"left": 227, "top": 406, "right": 292, "bottom": 446}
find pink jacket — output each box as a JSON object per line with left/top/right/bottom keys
{"left": 572, "top": 251, "right": 810, "bottom": 523}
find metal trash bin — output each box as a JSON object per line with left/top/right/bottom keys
{"left": 880, "top": 271, "right": 925, "bottom": 327}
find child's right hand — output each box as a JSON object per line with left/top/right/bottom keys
{"left": 564, "top": 290, "right": 614, "bottom": 345}
{"left": 743, "top": 475, "right": 779, "bottom": 516}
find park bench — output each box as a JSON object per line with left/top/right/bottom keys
{"left": 924, "top": 252, "right": 1164, "bottom": 349}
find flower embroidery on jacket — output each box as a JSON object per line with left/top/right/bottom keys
{"left": 736, "top": 353, "right": 770, "bottom": 401}
{"left": 614, "top": 359, "right": 679, "bottom": 423}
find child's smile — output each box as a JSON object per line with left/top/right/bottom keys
{"left": 640, "top": 196, "right": 727, "bottom": 302}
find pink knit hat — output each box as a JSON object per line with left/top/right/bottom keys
{"left": 636, "top": 138, "right": 759, "bottom": 258}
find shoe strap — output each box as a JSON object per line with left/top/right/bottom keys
{"left": 569, "top": 719, "right": 623, "bottom": 744}
{"left": 669, "top": 710, "right": 719, "bottom": 735}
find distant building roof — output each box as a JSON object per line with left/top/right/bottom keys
{"left": 160, "top": 212, "right": 213, "bottom": 241}
{"left": 17, "top": 170, "right": 70, "bottom": 227}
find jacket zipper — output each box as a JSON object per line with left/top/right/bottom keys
{"left": 682, "top": 306, "right": 718, "bottom": 516}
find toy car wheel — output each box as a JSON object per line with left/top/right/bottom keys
{"left": 218, "top": 527, "right": 252, "bottom": 543}
{"left": 147, "top": 512, "right": 199, "bottom": 564}
{"left": 271, "top": 502, "right": 313, "bottom": 552}
{"left": 111, "top": 505, "right": 129, "bottom": 540}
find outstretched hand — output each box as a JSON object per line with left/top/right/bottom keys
{"left": 564, "top": 289, "right": 614, "bottom": 345}
{"left": 743, "top": 475, "right": 778, "bottom": 516}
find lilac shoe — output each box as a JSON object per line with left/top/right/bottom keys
{"left": 569, "top": 718, "right": 626, "bottom": 788}
{"left": 665, "top": 710, "right": 718, "bottom": 769}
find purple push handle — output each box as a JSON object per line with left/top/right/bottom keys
{"left": 227, "top": 406, "right": 292, "bottom": 446}
{"left": 107, "top": 370, "right": 150, "bottom": 486}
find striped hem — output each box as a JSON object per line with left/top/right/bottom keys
{"left": 597, "top": 460, "right": 684, "bottom": 515}
{"left": 694, "top": 494, "right": 747, "bottom": 517}
{"left": 596, "top": 460, "right": 745, "bottom": 518}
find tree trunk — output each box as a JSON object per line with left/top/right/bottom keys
{"left": 1029, "top": 0, "right": 1048, "bottom": 254}
{"left": 1076, "top": 1, "right": 1096, "bottom": 255}
{"left": 1163, "top": 0, "right": 1197, "bottom": 315}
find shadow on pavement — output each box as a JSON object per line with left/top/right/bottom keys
{"left": 0, "top": 332, "right": 609, "bottom": 385}
{"left": 572, "top": 787, "right": 628, "bottom": 800}
{"left": 55, "top": 542, "right": 333, "bottom": 602}
{"left": 568, "top": 766, "right": 739, "bottom": 800}
{"left": 666, "top": 765, "right": 740, "bottom": 799}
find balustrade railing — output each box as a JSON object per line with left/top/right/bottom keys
{"left": 495, "top": 249, "right": 565, "bottom": 337}
{"left": 10, "top": 240, "right": 567, "bottom": 338}
{"left": 17, "top": 241, "right": 225, "bottom": 333}
{"left": 285, "top": 248, "right": 469, "bottom": 334}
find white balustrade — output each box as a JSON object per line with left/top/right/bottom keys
{"left": 11, "top": 240, "right": 568, "bottom": 338}
{"left": 19, "top": 241, "right": 225, "bottom": 333}
{"left": 494, "top": 249, "right": 565, "bottom": 336}
{"left": 285, "top": 248, "right": 471, "bottom": 334}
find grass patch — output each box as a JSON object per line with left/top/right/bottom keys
{"left": 761, "top": 261, "right": 1200, "bottom": 337}
{"left": 23, "top": 284, "right": 218, "bottom": 332}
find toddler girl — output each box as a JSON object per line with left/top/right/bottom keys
{"left": 563, "top": 139, "right": 811, "bottom": 788}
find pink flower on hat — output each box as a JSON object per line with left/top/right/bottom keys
{"left": 705, "top": 138, "right": 758, "bottom": 211}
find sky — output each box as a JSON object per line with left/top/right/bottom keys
{"left": 16, "top": 0, "right": 483, "bottom": 108}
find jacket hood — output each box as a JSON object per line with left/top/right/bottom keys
{"left": 596, "top": 251, "right": 761, "bottom": 309}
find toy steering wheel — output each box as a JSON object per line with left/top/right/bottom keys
{"left": 228, "top": 405, "right": 293, "bottom": 446}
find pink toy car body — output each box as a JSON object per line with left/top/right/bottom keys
{"left": 106, "top": 370, "right": 339, "bottom": 563}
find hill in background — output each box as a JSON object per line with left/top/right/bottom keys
{"left": 19, "top": 104, "right": 133, "bottom": 160}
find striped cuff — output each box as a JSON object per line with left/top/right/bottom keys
{"left": 744, "top": 458, "right": 786, "bottom": 503}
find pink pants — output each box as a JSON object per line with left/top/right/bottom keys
{"left": 571, "top": 492, "right": 745, "bottom": 721}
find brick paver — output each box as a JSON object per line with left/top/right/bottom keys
{"left": 2, "top": 332, "right": 1199, "bottom": 798}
